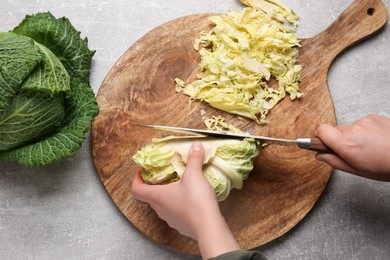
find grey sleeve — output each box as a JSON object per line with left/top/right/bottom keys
{"left": 209, "top": 250, "right": 268, "bottom": 260}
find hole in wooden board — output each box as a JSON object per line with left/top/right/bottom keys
{"left": 367, "top": 8, "right": 375, "bottom": 16}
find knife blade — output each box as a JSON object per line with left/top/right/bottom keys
{"left": 132, "top": 123, "right": 333, "bottom": 153}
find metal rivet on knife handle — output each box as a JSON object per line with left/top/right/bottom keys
{"left": 297, "top": 138, "right": 334, "bottom": 153}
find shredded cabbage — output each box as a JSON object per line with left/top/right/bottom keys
{"left": 176, "top": 1, "right": 302, "bottom": 124}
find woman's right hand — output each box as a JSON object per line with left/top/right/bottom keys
{"left": 315, "top": 114, "right": 390, "bottom": 181}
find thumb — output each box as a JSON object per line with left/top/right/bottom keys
{"left": 131, "top": 168, "right": 152, "bottom": 202}
{"left": 183, "top": 142, "right": 204, "bottom": 179}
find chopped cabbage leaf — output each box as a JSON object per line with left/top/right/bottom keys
{"left": 240, "top": 0, "right": 299, "bottom": 26}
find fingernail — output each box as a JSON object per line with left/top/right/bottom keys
{"left": 315, "top": 154, "right": 324, "bottom": 161}
{"left": 191, "top": 142, "right": 203, "bottom": 152}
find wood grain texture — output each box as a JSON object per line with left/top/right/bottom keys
{"left": 91, "top": 0, "right": 387, "bottom": 255}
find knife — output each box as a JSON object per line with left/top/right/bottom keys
{"left": 133, "top": 123, "right": 333, "bottom": 153}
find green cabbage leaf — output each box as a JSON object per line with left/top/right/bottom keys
{"left": 0, "top": 12, "right": 98, "bottom": 166}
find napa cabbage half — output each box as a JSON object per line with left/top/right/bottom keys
{"left": 133, "top": 117, "right": 260, "bottom": 201}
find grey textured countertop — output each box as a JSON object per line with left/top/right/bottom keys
{"left": 1, "top": 0, "right": 389, "bottom": 259}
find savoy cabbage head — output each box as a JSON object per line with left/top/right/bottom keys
{"left": 0, "top": 12, "right": 98, "bottom": 166}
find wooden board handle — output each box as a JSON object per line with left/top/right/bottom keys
{"left": 304, "top": 0, "right": 388, "bottom": 66}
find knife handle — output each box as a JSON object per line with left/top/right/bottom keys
{"left": 297, "top": 138, "right": 334, "bottom": 153}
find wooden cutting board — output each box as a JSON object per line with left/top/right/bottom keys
{"left": 92, "top": 0, "right": 387, "bottom": 255}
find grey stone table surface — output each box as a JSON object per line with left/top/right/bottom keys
{"left": 1, "top": 0, "right": 389, "bottom": 259}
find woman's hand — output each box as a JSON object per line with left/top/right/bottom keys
{"left": 131, "top": 142, "right": 240, "bottom": 259}
{"left": 315, "top": 114, "right": 390, "bottom": 181}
